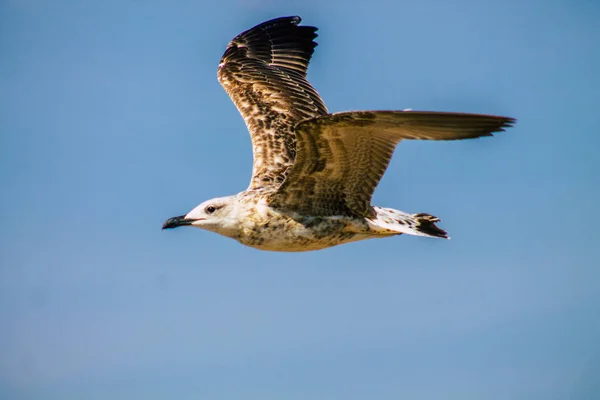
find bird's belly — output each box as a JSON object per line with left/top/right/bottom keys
{"left": 236, "top": 215, "right": 371, "bottom": 252}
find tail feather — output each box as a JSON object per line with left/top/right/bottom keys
{"left": 412, "top": 213, "right": 448, "bottom": 239}
{"left": 368, "top": 207, "right": 449, "bottom": 239}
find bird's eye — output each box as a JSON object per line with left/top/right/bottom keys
{"left": 205, "top": 206, "right": 216, "bottom": 214}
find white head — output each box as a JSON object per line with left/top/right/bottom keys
{"left": 162, "top": 195, "right": 240, "bottom": 237}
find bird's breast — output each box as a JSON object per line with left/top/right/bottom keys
{"left": 235, "top": 210, "right": 370, "bottom": 252}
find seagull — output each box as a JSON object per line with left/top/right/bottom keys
{"left": 162, "top": 16, "right": 515, "bottom": 252}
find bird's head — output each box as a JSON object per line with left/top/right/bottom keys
{"left": 162, "top": 196, "right": 239, "bottom": 237}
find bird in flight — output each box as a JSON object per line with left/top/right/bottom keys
{"left": 162, "top": 16, "right": 515, "bottom": 252}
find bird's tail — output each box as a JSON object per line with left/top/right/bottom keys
{"left": 367, "top": 207, "right": 449, "bottom": 239}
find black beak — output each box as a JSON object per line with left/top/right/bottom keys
{"left": 162, "top": 215, "right": 193, "bottom": 230}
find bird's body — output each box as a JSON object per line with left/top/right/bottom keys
{"left": 170, "top": 193, "right": 445, "bottom": 252}
{"left": 224, "top": 195, "right": 369, "bottom": 252}
{"left": 162, "top": 16, "right": 515, "bottom": 252}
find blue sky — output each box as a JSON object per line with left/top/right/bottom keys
{"left": 1, "top": 0, "right": 599, "bottom": 399}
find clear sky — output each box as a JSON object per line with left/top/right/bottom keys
{"left": 1, "top": 0, "right": 599, "bottom": 399}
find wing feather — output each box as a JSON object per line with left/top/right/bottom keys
{"left": 270, "top": 111, "right": 516, "bottom": 217}
{"left": 217, "top": 17, "right": 327, "bottom": 190}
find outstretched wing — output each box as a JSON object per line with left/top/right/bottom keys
{"left": 218, "top": 16, "right": 328, "bottom": 190}
{"left": 270, "top": 111, "right": 516, "bottom": 217}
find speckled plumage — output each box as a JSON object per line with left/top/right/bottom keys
{"left": 217, "top": 16, "right": 328, "bottom": 190}
{"left": 162, "top": 16, "right": 516, "bottom": 252}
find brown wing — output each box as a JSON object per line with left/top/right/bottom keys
{"left": 270, "top": 111, "right": 516, "bottom": 217}
{"left": 217, "top": 16, "right": 328, "bottom": 191}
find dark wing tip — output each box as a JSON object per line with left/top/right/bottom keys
{"left": 232, "top": 15, "right": 317, "bottom": 45}
{"left": 494, "top": 115, "right": 517, "bottom": 127}
{"left": 220, "top": 16, "right": 319, "bottom": 77}
{"left": 487, "top": 115, "right": 517, "bottom": 135}
{"left": 253, "top": 16, "right": 302, "bottom": 29}
{"left": 503, "top": 116, "right": 517, "bottom": 129}
{"left": 406, "top": 111, "right": 517, "bottom": 139}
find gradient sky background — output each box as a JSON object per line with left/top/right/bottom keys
{"left": 1, "top": 0, "right": 599, "bottom": 399}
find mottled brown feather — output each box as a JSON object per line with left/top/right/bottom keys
{"left": 217, "top": 18, "right": 516, "bottom": 218}
{"left": 217, "top": 16, "right": 328, "bottom": 191}
{"left": 271, "top": 111, "right": 516, "bottom": 217}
